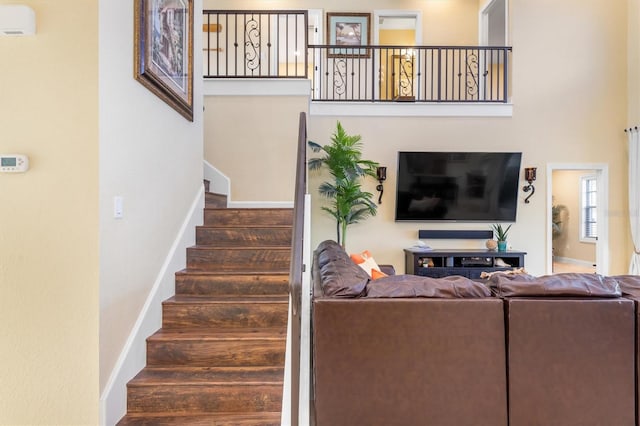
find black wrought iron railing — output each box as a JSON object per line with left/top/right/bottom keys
{"left": 308, "top": 45, "right": 511, "bottom": 103}
{"left": 203, "top": 10, "right": 308, "bottom": 78}
{"left": 203, "top": 10, "right": 512, "bottom": 103}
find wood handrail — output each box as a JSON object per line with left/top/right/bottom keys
{"left": 288, "top": 111, "right": 306, "bottom": 426}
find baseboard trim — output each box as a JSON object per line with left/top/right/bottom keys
{"left": 553, "top": 256, "right": 596, "bottom": 267}
{"left": 99, "top": 186, "right": 204, "bottom": 426}
{"left": 228, "top": 200, "right": 294, "bottom": 209}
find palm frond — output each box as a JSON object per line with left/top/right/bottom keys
{"left": 308, "top": 121, "right": 380, "bottom": 247}
{"left": 307, "top": 140, "right": 323, "bottom": 152}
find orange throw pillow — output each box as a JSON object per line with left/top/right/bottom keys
{"left": 350, "top": 250, "right": 382, "bottom": 278}
{"left": 371, "top": 269, "right": 388, "bottom": 280}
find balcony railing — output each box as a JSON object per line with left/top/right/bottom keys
{"left": 203, "top": 10, "right": 308, "bottom": 78}
{"left": 203, "top": 10, "right": 512, "bottom": 103}
{"left": 307, "top": 45, "right": 511, "bottom": 103}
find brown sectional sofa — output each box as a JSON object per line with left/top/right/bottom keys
{"left": 489, "top": 273, "right": 635, "bottom": 426}
{"left": 616, "top": 275, "right": 640, "bottom": 425}
{"left": 311, "top": 240, "right": 638, "bottom": 426}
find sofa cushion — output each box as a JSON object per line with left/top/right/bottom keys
{"left": 366, "top": 274, "right": 491, "bottom": 298}
{"left": 488, "top": 272, "right": 621, "bottom": 297}
{"left": 314, "top": 240, "right": 370, "bottom": 297}
{"left": 613, "top": 275, "right": 640, "bottom": 298}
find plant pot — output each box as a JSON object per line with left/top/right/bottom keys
{"left": 497, "top": 241, "right": 507, "bottom": 252}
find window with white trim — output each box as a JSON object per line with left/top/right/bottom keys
{"left": 580, "top": 175, "right": 597, "bottom": 242}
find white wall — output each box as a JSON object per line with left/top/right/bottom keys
{"left": 98, "top": 0, "right": 204, "bottom": 423}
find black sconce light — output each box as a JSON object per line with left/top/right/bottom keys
{"left": 523, "top": 167, "right": 537, "bottom": 204}
{"left": 376, "top": 166, "right": 387, "bottom": 204}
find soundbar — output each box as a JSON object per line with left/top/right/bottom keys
{"left": 418, "top": 230, "right": 494, "bottom": 240}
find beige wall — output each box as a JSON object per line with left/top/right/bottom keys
{"left": 0, "top": 1, "right": 99, "bottom": 424}
{"left": 631, "top": 0, "right": 640, "bottom": 124}
{"left": 551, "top": 170, "right": 597, "bottom": 263}
{"left": 204, "top": 95, "right": 308, "bottom": 202}
{"left": 205, "top": 0, "right": 480, "bottom": 45}
{"left": 205, "top": 0, "right": 630, "bottom": 276}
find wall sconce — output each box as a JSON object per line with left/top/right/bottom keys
{"left": 522, "top": 167, "right": 537, "bottom": 204}
{"left": 376, "top": 166, "right": 387, "bottom": 204}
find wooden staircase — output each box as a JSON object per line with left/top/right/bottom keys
{"left": 118, "top": 184, "right": 292, "bottom": 425}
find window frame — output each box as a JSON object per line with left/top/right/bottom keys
{"left": 580, "top": 174, "right": 597, "bottom": 243}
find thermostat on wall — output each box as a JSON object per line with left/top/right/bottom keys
{"left": 0, "top": 154, "right": 29, "bottom": 172}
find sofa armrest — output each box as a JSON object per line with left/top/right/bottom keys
{"left": 379, "top": 264, "right": 396, "bottom": 276}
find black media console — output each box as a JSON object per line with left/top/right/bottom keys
{"left": 404, "top": 248, "right": 527, "bottom": 279}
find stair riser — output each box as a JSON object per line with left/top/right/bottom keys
{"left": 162, "top": 303, "right": 288, "bottom": 329}
{"left": 187, "top": 248, "right": 291, "bottom": 272}
{"left": 196, "top": 227, "right": 292, "bottom": 247}
{"left": 147, "top": 340, "right": 286, "bottom": 367}
{"left": 205, "top": 193, "right": 227, "bottom": 208}
{"left": 204, "top": 209, "right": 293, "bottom": 227}
{"left": 175, "top": 274, "right": 289, "bottom": 297}
{"left": 127, "top": 384, "right": 283, "bottom": 414}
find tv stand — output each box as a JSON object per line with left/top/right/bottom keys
{"left": 404, "top": 248, "right": 526, "bottom": 279}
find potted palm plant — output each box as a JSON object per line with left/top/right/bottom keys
{"left": 492, "top": 223, "right": 512, "bottom": 252}
{"left": 308, "top": 121, "right": 379, "bottom": 248}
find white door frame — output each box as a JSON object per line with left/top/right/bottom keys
{"left": 372, "top": 10, "right": 422, "bottom": 100}
{"left": 308, "top": 9, "right": 323, "bottom": 100}
{"left": 373, "top": 10, "right": 423, "bottom": 45}
{"left": 479, "top": 0, "right": 508, "bottom": 46}
{"left": 478, "top": 0, "right": 508, "bottom": 101}
{"left": 546, "top": 163, "right": 609, "bottom": 275}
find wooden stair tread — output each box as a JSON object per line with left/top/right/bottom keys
{"left": 197, "top": 224, "right": 292, "bottom": 229}
{"left": 165, "top": 295, "right": 289, "bottom": 304}
{"left": 188, "top": 245, "right": 291, "bottom": 251}
{"left": 129, "top": 366, "right": 284, "bottom": 386}
{"left": 204, "top": 207, "right": 292, "bottom": 212}
{"left": 118, "top": 412, "right": 282, "bottom": 425}
{"left": 206, "top": 191, "right": 227, "bottom": 197}
{"left": 186, "top": 268, "right": 290, "bottom": 274}
{"left": 176, "top": 269, "right": 289, "bottom": 277}
{"left": 149, "top": 328, "right": 286, "bottom": 341}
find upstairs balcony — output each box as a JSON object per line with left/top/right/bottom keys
{"left": 203, "top": 10, "right": 512, "bottom": 107}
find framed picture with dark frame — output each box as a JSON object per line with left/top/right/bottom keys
{"left": 134, "top": 0, "right": 194, "bottom": 121}
{"left": 326, "top": 12, "right": 371, "bottom": 58}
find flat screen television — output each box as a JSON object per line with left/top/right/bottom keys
{"left": 395, "top": 151, "right": 522, "bottom": 222}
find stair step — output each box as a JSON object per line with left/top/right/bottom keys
{"left": 125, "top": 367, "right": 283, "bottom": 414}
{"left": 204, "top": 208, "right": 293, "bottom": 227}
{"left": 186, "top": 247, "right": 291, "bottom": 272}
{"left": 118, "top": 412, "right": 282, "bottom": 425}
{"left": 205, "top": 192, "right": 227, "bottom": 209}
{"left": 130, "top": 366, "right": 285, "bottom": 385}
{"left": 162, "top": 296, "right": 288, "bottom": 329}
{"left": 175, "top": 271, "right": 289, "bottom": 297}
{"left": 146, "top": 328, "right": 286, "bottom": 367}
{"left": 196, "top": 226, "right": 292, "bottom": 247}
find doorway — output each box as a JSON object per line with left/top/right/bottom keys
{"left": 479, "top": 0, "right": 507, "bottom": 46}
{"left": 547, "top": 164, "right": 609, "bottom": 275}
{"left": 373, "top": 10, "right": 421, "bottom": 100}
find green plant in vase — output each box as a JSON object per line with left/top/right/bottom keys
{"left": 492, "top": 223, "right": 512, "bottom": 252}
{"left": 308, "top": 121, "right": 379, "bottom": 248}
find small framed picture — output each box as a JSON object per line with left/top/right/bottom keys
{"left": 134, "top": 0, "right": 194, "bottom": 121}
{"left": 326, "top": 12, "right": 371, "bottom": 58}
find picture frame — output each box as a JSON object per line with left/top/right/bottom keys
{"left": 134, "top": 0, "right": 194, "bottom": 121}
{"left": 326, "top": 12, "right": 371, "bottom": 58}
